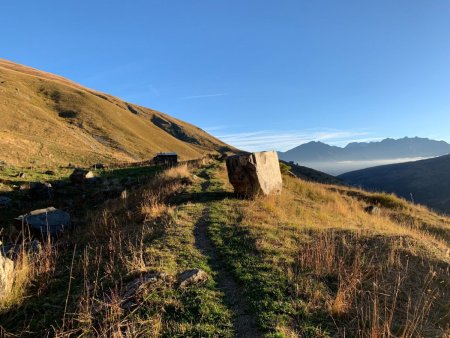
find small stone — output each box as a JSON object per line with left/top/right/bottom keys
{"left": 120, "top": 190, "right": 128, "bottom": 199}
{"left": 364, "top": 205, "right": 380, "bottom": 215}
{"left": 178, "top": 269, "right": 208, "bottom": 288}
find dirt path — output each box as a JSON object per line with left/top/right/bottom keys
{"left": 193, "top": 206, "right": 262, "bottom": 338}
{"left": 191, "top": 167, "right": 262, "bottom": 338}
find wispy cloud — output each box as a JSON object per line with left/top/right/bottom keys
{"left": 213, "top": 129, "right": 373, "bottom": 152}
{"left": 203, "top": 125, "right": 229, "bottom": 132}
{"left": 178, "top": 93, "right": 228, "bottom": 100}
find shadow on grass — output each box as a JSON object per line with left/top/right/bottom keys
{"left": 170, "top": 191, "right": 236, "bottom": 205}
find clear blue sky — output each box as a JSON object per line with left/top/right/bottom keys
{"left": 2, "top": 0, "right": 450, "bottom": 151}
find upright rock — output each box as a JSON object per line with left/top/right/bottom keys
{"left": 226, "top": 151, "right": 283, "bottom": 197}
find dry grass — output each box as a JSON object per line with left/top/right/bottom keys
{"left": 160, "top": 163, "right": 190, "bottom": 180}
{"left": 0, "top": 237, "right": 56, "bottom": 310}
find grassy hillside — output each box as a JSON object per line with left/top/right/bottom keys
{"left": 0, "top": 59, "right": 234, "bottom": 167}
{"left": 1, "top": 160, "right": 449, "bottom": 337}
{"left": 339, "top": 154, "right": 450, "bottom": 214}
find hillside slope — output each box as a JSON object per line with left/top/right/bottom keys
{"left": 0, "top": 59, "right": 234, "bottom": 167}
{"left": 339, "top": 154, "right": 450, "bottom": 214}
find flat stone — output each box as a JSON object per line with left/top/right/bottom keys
{"left": 16, "top": 207, "right": 71, "bottom": 236}
{"left": 178, "top": 269, "right": 208, "bottom": 288}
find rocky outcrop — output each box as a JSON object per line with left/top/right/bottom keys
{"left": 226, "top": 151, "right": 283, "bottom": 197}
{"left": 69, "top": 169, "right": 95, "bottom": 184}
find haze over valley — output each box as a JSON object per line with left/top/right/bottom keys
{"left": 278, "top": 137, "right": 450, "bottom": 175}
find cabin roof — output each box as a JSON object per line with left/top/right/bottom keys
{"left": 156, "top": 152, "right": 178, "bottom": 156}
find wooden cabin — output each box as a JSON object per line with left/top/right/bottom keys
{"left": 153, "top": 152, "right": 178, "bottom": 166}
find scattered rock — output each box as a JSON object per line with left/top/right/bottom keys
{"left": 43, "top": 170, "right": 55, "bottom": 175}
{"left": 0, "top": 253, "right": 14, "bottom": 297}
{"left": 178, "top": 269, "right": 208, "bottom": 288}
{"left": 69, "top": 168, "right": 95, "bottom": 184}
{"left": 226, "top": 151, "right": 283, "bottom": 197}
{"left": 92, "top": 163, "right": 105, "bottom": 170}
{"left": 29, "top": 182, "right": 53, "bottom": 200}
{"left": 121, "top": 272, "right": 171, "bottom": 309}
{"left": 15, "top": 172, "right": 26, "bottom": 178}
{"left": 0, "top": 196, "right": 12, "bottom": 206}
{"left": 16, "top": 207, "right": 71, "bottom": 237}
{"left": 364, "top": 205, "right": 380, "bottom": 215}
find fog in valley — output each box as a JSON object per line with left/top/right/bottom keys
{"left": 301, "top": 157, "right": 430, "bottom": 176}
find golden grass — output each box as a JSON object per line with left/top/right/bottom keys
{"left": 0, "top": 238, "right": 56, "bottom": 310}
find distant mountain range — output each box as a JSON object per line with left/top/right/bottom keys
{"left": 279, "top": 137, "right": 450, "bottom": 162}
{"left": 278, "top": 137, "right": 450, "bottom": 175}
{"left": 339, "top": 154, "right": 450, "bottom": 214}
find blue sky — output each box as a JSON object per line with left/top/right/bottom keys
{"left": 2, "top": 0, "right": 450, "bottom": 151}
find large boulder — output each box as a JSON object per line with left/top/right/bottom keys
{"left": 69, "top": 168, "right": 95, "bottom": 184}
{"left": 16, "top": 207, "right": 71, "bottom": 237}
{"left": 226, "top": 151, "right": 283, "bottom": 197}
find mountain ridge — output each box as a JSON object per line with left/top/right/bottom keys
{"left": 279, "top": 137, "right": 450, "bottom": 163}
